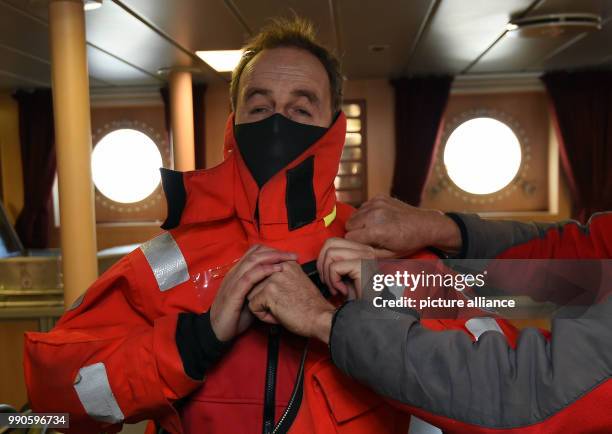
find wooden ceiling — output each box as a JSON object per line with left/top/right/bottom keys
{"left": 0, "top": 0, "right": 611, "bottom": 90}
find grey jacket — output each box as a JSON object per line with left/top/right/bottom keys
{"left": 330, "top": 212, "right": 612, "bottom": 432}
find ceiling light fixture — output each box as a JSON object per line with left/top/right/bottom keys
{"left": 505, "top": 23, "right": 519, "bottom": 31}
{"left": 506, "top": 13, "right": 601, "bottom": 38}
{"left": 196, "top": 50, "right": 243, "bottom": 72}
{"left": 83, "top": 0, "right": 102, "bottom": 11}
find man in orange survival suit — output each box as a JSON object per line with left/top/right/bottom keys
{"left": 24, "top": 18, "right": 517, "bottom": 434}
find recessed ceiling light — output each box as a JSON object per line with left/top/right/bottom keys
{"left": 83, "top": 0, "right": 102, "bottom": 11}
{"left": 196, "top": 50, "right": 243, "bottom": 72}
{"left": 505, "top": 23, "right": 519, "bottom": 31}
{"left": 506, "top": 13, "right": 601, "bottom": 38}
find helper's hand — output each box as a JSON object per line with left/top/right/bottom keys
{"left": 345, "top": 194, "right": 462, "bottom": 256}
{"left": 317, "top": 237, "right": 388, "bottom": 298}
{"left": 210, "top": 245, "right": 298, "bottom": 342}
{"left": 248, "top": 261, "right": 336, "bottom": 344}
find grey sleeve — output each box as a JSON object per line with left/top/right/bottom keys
{"left": 446, "top": 213, "right": 571, "bottom": 259}
{"left": 330, "top": 298, "right": 612, "bottom": 429}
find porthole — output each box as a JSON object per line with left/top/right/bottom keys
{"left": 443, "top": 117, "right": 522, "bottom": 195}
{"left": 92, "top": 128, "right": 163, "bottom": 203}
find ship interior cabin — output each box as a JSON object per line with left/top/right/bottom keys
{"left": 0, "top": 0, "right": 611, "bottom": 433}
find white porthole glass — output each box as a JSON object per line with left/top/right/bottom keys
{"left": 443, "top": 117, "right": 522, "bottom": 195}
{"left": 91, "top": 129, "right": 162, "bottom": 203}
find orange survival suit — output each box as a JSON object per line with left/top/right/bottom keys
{"left": 24, "top": 112, "right": 518, "bottom": 434}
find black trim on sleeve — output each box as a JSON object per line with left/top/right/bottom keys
{"left": 160, "top": 168, "right": 186, "bottom": 230}
{"left": 445, "top": 212, "right": 469, "bottom": 259}
{"left": 176, "top": 311, "right": 233, "bottom": 380}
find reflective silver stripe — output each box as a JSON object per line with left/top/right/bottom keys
{"left": 73, "top": 362, "right": 124, "bottom": 424}
{"left": 408, "top": 416, "right": 442, "bottom": 434}
{"left": 465, "top": 317, "right": 504, "bottom": 340}
{"left": 140, "top": 232, "right": 189, "bottom": 292}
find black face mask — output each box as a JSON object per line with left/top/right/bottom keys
{"left": 234, "top": 113, "right": 328, "bottom": 188}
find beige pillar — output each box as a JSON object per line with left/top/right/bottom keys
{"left": 169, "top": 70, "right": 196, "bottom": 171}
{"left": 49, "top": 0, "right": 98, "bottom": 308}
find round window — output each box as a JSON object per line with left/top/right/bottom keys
{"left": 91, "top": 129, "right": 163, "bottom": 203}
{"left": 443, "top": 117, "right": 522, "bottom": 195}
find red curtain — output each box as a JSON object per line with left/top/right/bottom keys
{"left": 390, "top": 76, "right": 453, "bottom": 205}
{"left": 160, "top": 83, "right": 208, "bottom": 170}
{"left": 542, "top": 71, "right": 612, "bottom": 222}
{"left": 13, "top": 89, "right": 56, "bottom": 248}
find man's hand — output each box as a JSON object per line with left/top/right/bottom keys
{"left": 247, "top": 261, "right": 336, "bottom": 344}
{"left": 210, "top": 245, "right": 298, "bottom": 342}
{"left": 345, "top": 194, "right": 462, "bottom": 256}
{"left": 317, "top": 237, "right": 386, "bottom": 298}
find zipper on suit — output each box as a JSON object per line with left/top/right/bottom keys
{"left": 272, "top": 344, "right": 308, "bottom": 434}
{"left": 263, "top": 325, "right": 280, "bottom": 434}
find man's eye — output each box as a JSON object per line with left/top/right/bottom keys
{"left": 250, "top": 107, "right": 269, "bottom": 114}
{"left": 295, "top": 108, "right": 311, "bottom": 117}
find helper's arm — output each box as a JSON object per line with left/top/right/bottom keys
{"left": 447, "top": 211, "right": 612, "bottom": 260}
{"left": 331, "top": 297, "right": 612, "bottom": 432}
{"left": 329, "top": 212, "right": 612, "bottom": 433}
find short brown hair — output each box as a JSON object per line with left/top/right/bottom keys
{"left": 230, "top": 17, "right": 343, "bottom": 113}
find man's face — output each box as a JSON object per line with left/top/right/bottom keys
{"left": 234, "top": 47, "right": 333, "bottom": 128}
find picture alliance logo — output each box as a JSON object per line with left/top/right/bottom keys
{"left": 371, "top": 270, "right": 488, "bottom": 292}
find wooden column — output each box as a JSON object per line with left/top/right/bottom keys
{"left": 169, "top": 70, "right": 196, "bottom": 171}
{"left": 49, "top": 0, "right": 98, "bottom": 308}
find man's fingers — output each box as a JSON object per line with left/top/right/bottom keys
{"left": 236, "top": 250, "right": 297, "bottom": 281}
{"left": 236, "top": 243, "right": 264, "bottom": 265}
{"left": 345, "top": 227, "right": 374, "bottom": 245}
{"left": 247, "top": 287, "right": 265, "bottom": 312}
{"left": 329, "top": 259, "right": 362, "bottom": 298}
{"left": 248, "top": 250, "right": 297, "bottom": 266}
{"left": 245, "top": 243, "right": 262, "bottom": 255}
{"left": 316, "top": 238, "right": 334, "bottom": 277}
{"left": 345, "top": 209, "right": 370, "bottom": 232}
{"left": 246, "top": 276, "right": 269, "bottom": 302}
{"left": 353, "top": 195, "right": 387, "bottom": 215}
{"left": 323, "top": 248, "right": 357, "bottom": 290}
{"left": 248, "top": 287, "right": 274, "bottom": 319}
{"left": 323, "top": 249, "right": 367, "bottom": 294}
{"left": 234, "top": 264, "right": 281, "bottom": 300}
{"left": 233, "top": 244, "right": 280, "bottom": 273}
{"left": 373, "top": 247, "right": 396, "bottom": 258}
{"left": 317, "top": 238, "right": 355, "bottom": 279}
{"left": 252, "top": 310, "right": 279, "bottom": 325}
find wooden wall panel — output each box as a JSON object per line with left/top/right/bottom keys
{"left": 0, "top": 93, "right": 23, "bottom": 224}
{"left": 0, "top": 319, "right": 38, "bottom": 409}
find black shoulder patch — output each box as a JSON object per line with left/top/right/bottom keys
{"left": 286, "top": 156, "right": 316, "bottom": 231}
{"left": 160, "top": 168, "right": 186, "bottom": 230}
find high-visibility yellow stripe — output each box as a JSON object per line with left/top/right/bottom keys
{"left": 323, "top": 205, "right": 337, "bottom": 227}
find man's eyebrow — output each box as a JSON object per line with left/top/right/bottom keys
{"left": 244, "top": 87, "right": 271, "bottom": 102}
{"left": 291, "top": 89, "right": 320, "bottom": 106}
